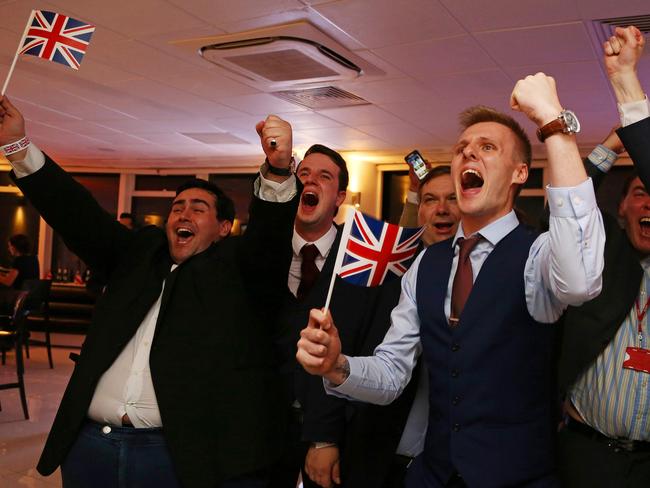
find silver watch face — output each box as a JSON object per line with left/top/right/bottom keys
{"left": 561, "top": 110, "right": 580, "bottom": 134}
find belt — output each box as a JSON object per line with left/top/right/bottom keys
{"left": 121, "top": 413, "right": 134, "bottom": 427}
{"left": 565, "top": 416, "right": 650, "bottom": 452}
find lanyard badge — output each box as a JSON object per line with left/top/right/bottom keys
{"left": 623, "top": 294, "right": 650, "bottom": 374}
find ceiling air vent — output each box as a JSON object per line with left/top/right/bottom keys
{"left": 200, "top": 36, "right": 362, "bottom": 90}
{"left": 591, "top": 15, "right": 650, "bottom": 47}
{"left": 272, "top": 86, "right": 370, "bottom": 110}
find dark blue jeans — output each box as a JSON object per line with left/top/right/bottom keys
{"left": 62, "top": 420, "right": 269, "bottom": 488}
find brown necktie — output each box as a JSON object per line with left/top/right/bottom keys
{"left": 450, "top": 235, "right": 480, "bottom": 326}
{"left": 297, "top": 244, "right": 320, "bottom": 301}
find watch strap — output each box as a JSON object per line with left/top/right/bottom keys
{"left": 264, "top": 157, "right": 293, "bottom": 176}
{"left": 536, "top": 117, "right": 566, "bottom": 143}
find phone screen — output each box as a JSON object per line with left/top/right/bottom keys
{"left": 405, "top": 150, "right": 428, "bottom": 180}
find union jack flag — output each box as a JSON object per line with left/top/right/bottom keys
{"left": 334, "top": 210, "right": 424, "bottom": 287}
{"left": 20, "top": 10, "right": 95, "bottom": 70}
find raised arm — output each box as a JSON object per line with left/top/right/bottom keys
{"left": 605, "top": 26, "right": 650, "bottom": 188}
{"left": 511, "top": 75, "right": 605, "bottom": 320}
{"left": 0, "top": 95, "right": 133, "bottom": 275}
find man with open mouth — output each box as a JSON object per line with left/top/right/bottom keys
{"left": 556, "top": 26, "right": 650, "bottom": 488}
{"left": 0, "top": 96, "right": 301, "bottom": 488}
{"left": 400, "top": 164, "right": 460, "bottom": 247}
{"left": 270, "top": 131, "right": 423, "bottom": 488}
{"left": 297, "top": 70, "right": 607, "bottom": 486}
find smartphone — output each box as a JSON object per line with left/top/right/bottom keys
{"left": 404, "top": 149, "right": 429, "bottom": 180}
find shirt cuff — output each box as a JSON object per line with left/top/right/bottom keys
{"left": 587, "top": 144, "right": 618, "bottom": 173}
{"left": 8, "top": 143, "right": 45, "bottom": 178}
{"left": 546, "top": 178, "right": 596, "bottom": 218}
{"left": 323, "top": 355, "right": 363, "bottom": 398}
{"left": 406, "top": 190, "right": 419, "bottom": 205}
{"left": 618, "top": 95, "right": 650, "bottom": 127}
{"left": 253, "top": 168, "right": 297, "bottom": 202}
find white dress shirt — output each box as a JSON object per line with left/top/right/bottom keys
{"left": 287, "top": 225, "right": 337, "bottom": 297}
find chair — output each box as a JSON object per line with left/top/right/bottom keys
{"left": 22, "top": 279, "right": 53, "bottom": 369}
{"left": 0, "top": 290, "right": 30, "bottom": 420}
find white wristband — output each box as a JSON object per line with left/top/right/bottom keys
{"left": 1, "top": 136, "right": 30, "bottom": 156}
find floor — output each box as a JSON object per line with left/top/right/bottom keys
{"left": 0, "top": 332, "right": 84, "bottom": 488}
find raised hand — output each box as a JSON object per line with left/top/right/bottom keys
{"left": 255, "top": 114, "right": 292, "bottom": 170}
{"left": 604, "top": 26, "right": 645, "bottom": 79}
{"left": 0, "top": 96, "right": 26, "bottom": 146}
{"left": 510, "top": 72, "right": 563, "bottom": 127}
{"left": 603, "top": 26, "right": 645, "bottom": 104}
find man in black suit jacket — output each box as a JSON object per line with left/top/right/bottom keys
{"left": 557, "top": 26, "right": 650, "bottom": 487}
{"left": 0, "top": 98, "right": 299, "bottom": 488}
{"left": 270, "top": 140, "right": 427, "bottom": 488}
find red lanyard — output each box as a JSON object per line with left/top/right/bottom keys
{"left": 635, "top": 296, "right": 650, "bottom": 343}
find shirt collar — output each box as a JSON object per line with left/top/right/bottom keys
{"left": 453, "top": 210, "right": 519, "bottom": 247}
{"left": 641, "top": 255, "right": 650, "bottom": 273}
{"left": 292, "top": 224, "right": 338, "bottom": 259}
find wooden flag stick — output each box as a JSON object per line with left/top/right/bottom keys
{"left": 2, "top": 10, "right": 35, "bottom": 95}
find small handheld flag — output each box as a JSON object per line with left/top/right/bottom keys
{"left": 2, "top": 10, "right": 95, "bottom": 94}
{"left": 323, "top": 209, "right": 424, "bottom": 310}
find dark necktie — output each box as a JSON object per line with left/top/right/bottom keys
{"left": 450, "top": 235, "right": 481, "bottom": 326}
{"left": 297, "top": 244, "right": 320, "bottom": 301}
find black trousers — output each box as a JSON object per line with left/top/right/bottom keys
{"left": 557, "top": 426, "right": 650, "bottom": 488}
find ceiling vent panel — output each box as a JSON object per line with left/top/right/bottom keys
{"left": 272, "top": 86, "right": 370, "bottom": 110}
{"left": 171, "top": 22, "right": 383, "bottom": 90}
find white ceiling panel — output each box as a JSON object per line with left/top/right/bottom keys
{"left": 314, "top": 0, "right": 465, "bottom": 49}
{"left": 476, "top": 22, "right": 597, "bottom": 67}
{"left": 355, "top": 123, "right": 442, "bottom": 149}
{"left": 373, "top": 36, "right": 497, "bottom": 79}
{"left": 280, "top": 112, "right": 344, "bottom": 130}
{"left": 317, "top": 105, "right": 404, "bottom": 126}
{"left": 440, "top": 0, "right": 582, "bottom": 32}
{"left": 574, "top": 0, "right": 650, "bottom": 20}
{"left": 219, "top": 93, "right": 309, "bottom": 116}
{"left": 165, "top": 0, "right": 304, "bottom": 28}
{"left": 421, "top": 69, "right": 515, "bottom": 107}
{"left": 47, "top": 0, "right": 210, "bottom": 38}
{"left": 504, "top": 61, "right": 611, "bottom": 97}
{"left": 336, "top": 78, "right": 436, "bottom": 104}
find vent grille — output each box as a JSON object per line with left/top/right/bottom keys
{"left": 224, "top": 49, "right": 338, "bottom": 82}
{"left": 592, "top": 15, "right": 650, "bottom": 47}
{"left": 272, "top": 86, "right": 370, "bottom": 109}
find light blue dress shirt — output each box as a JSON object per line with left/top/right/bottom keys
{"left": 327, "top": 178, "right": 605, "bottom": 405}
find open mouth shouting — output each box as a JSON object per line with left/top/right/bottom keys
{"left": 640, "top": 217, "right": 650, "bottom": 237}
{"left": 175, "top": 226, "right": 195, "bottom": 244}
{"left": 460, "top": 169, "right": 484, "bottom": 193}
{"left": 433, "top": 221, "right": 454, "bottom": 233}
{"left": 300, "top": 191, "right": 320, "bottom": 212}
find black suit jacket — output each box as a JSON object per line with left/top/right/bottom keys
{"left": 558, "top": 117, "right": 650, "bottom": 392}
{"left": 15, "top": 156, "right": 298, "bottom": 487}
{"left": 277, "top": 228, "right": 418, "bottom": 486}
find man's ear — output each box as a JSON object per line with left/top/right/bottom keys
{"left": 218, "top": 220, "right": 233, "bottom": 238}
{"left": 336, "top": 190, "right": 346, "bottom": 208}
{"left": 513, "top": 162, "right": 528, "bottom": 185}
{"left": 618, "top": 198, "right": 626, "bottom": 220}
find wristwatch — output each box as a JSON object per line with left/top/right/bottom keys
{"left": 536, "top": 110, "right": 581, "bottom": 143}
{"left": 263, "top": 157, "right": 294, "bottom": 176}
